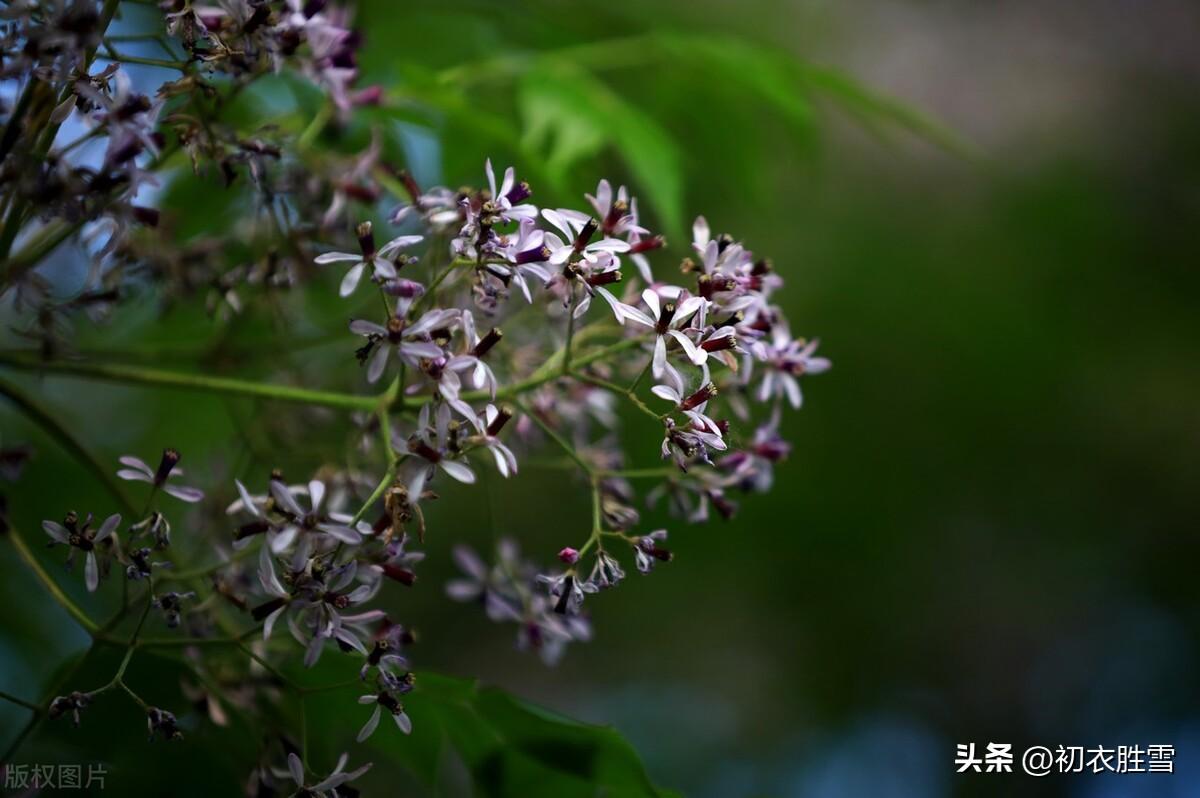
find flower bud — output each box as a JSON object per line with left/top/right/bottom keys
{"left": 356, "top": 221, "right": 376, "bottom": 258}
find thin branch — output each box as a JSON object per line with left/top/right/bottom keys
{"left": 514, "top": 399, "right": 593, "bottom": 476}
{"left": 0, "top": 689, "right": 40, "bottom": 712}
{"left": 0, "top": 376, "right": 136, "bottom": 516}
{"left": 6, "top": 525, "right": 100, "bottom": 635}
{"left": 562, "top": 290, "right": 577, "bottom": 376}
{"left": 0, "top": 354, "right": 380, "bottom": 412}
{"left": 570, "top": 370, "right": 663, "bottom": 422}
{"left": 600, "top": 466, "right": 678, "bottom": 479}
{"left": 1, "top": 648, "right": 91, "bottom": 763}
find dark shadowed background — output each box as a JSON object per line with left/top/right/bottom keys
{"left": 2, "top": 1, "right": 1198, "bottom": 796}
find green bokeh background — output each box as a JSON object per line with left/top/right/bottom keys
{"left": 2, "top": 1, "right": 1198, "bottom": 796}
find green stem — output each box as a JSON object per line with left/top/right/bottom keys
{"left": 514, "top": 399, "right": 593, "bottom": 476}
{"left": 0, "top": 375, "right": 137, "bottom": 517}
{"left": 236, "top": 640, "right": 301, "bottom": 691}
{"left": 1, "top": 648, "right": 91, "bottom": 763}
{"left": 0, "top": 77, "right": 39, "bottom": 165}
{"left": 297, "top": 103, "right": 334, "bottom": 152}
{"left": 409, "top": 259, "right": 459, "bottom": 318}
{"left": 0, "top": 354, "right": 379, "bottom": 412}
{"left": 562, "top": 292, "right": 577, "bottom": 375}
{"left": 570, "top": 370, "right": 662, "bottom": 422}
{"left": 123, "top": 630, "right": 256, "bottom": 648}
{"left": 156, "top": 542, "right": 259, "bottom": 582}
{"left": 350, "top": 460, "right": 395, "bottom": 526}
{"left": 576, "top": 477, "right": 606, "bottom": 558}
{"left": 97, "top": 51, "right": 187, "bottom": 70}
{"left": 0, "top": 689, "right": 39, "bottom": 712}
{"left": 627, "top": 357, "right": 653, "bottom": 393}
{"left": 0, "top": 0, "right": 122, "bottom": 262}
{"left": 448, "top": 335, "right": 642, "bottom": 407}
{"left": 7, "top": 524, "right": 100, "bottom": 635}
{"left": 600, "top": 467, "right": 677, "bottom": 479}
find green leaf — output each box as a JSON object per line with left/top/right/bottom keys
{"left": 794, "top": 63, "right": 980, "bottom": 160}
{"left": 308, "top": 671, "right": 678, "bottom": 797}
{"left": 654, "top": 33, "right": 816, "bottom": 138}
{"left": 518, "top": 65, "right": 684, "bottom": 238}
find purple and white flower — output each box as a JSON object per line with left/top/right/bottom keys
{"left": 43, "top": 512, "right": 120, "bottom": 592}
{"left": 748, "top": 329, "right": 831, "bottom": 408}
{"left": 349, "top": 307, "right": 455, "bottom": 384}
{"left": 315, "top": 221, "right": 423, "bottom": 297}
{"left": 621, "top": 288, "right": 709, "bottom": 386}
{"left": 356, "top": 671, "right": 414, "bottom": 740}
{"left": 281, "top": 752, "right": 371, "bottom": 798}
{"left": 117, "top": 448, "right": 204, "bottom": 503}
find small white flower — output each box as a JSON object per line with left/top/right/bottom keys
{"left": 315, "top": 220, "right": 423, "bottom": 297}
{"left": 117, "top": 448, "right": 204, "bottom": 503}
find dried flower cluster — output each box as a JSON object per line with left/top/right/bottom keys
{"left": 1, "top": 0, "right": 828, "bottom": 788}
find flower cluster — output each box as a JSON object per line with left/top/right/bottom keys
{"left": 6, "top": 0, "right": 829, "bottom": 780}
{"left": 24, "top": 159, "right": 826, "bottom": 771}
{"left": 447, "top": 539, "right": 591, "bottom": 665}
{"left": 164, "top": 0, "right": 371, "bottom": 112}
{"left": 314, "top": 161, "right": 828, "bottom": 656}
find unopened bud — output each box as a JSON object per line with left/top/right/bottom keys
{"left": 356, "top": 221, "right": 375, "bottom": 258}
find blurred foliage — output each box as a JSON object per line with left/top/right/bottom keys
{"left": 4, "top": 1, "right": 1199, "bottom": 797}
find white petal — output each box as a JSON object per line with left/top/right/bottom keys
{"left": 287, "top": 753, "right": 305, "bottom": 786}
{"left": 668, "top": 329, "right": 706, "bottom": 365}
{"left": 642, "top": 288, "right": 661, "bottom": 319}
{"left": 163, "top": 484, "right": 204, "bottom": 503}
{"left": 439, "top": 460, "right": 476, "bottom": 484}
{"left": 592, "top": 179, "right": 612, "bottom": 215}
{"left": 271, "top": 525, "right": 298, "bottom": 555}
{"left": 372, "top": 258, "right": 397, "bottom": 279}
{"left": 452, "top": 545, "right": 487, "bottom": 579}
{"left": 42, "top": 521, "right": 69, "bottom": 544}
{"left": 259, "top": 545, "right": 288, "bottom": 597}
{"left": 118, "top": 455, "right": 153, "bottom": 475}
{"left": 399, "top": 341, "right": 443, "bottom": 361}
{"left": 263, "top": 604, "right": 287, "bottom": 641}
{"left": 270, "top": 480, "right": 304, "bottom": 516}
{"left": 676, "top": 295, "right": 705, "bottom": 322}
{"left": 783, "top": 374, "right": 803, "bottom": 408}
{"left": 651, "top": 385, "right": 682, "bottom": 403}
{"left": 806, "top": 357, "right": 832, "bottom": 375}
{"left": 318, "top": 523, "right": 363, "bottom": 544}
{"left": 339, "top": 261, "right": 367, "bottom": 297}
{"left": 95, "top": 514, "right": 121, "bottom": 541}
{"left": 378, "top": 234, "right": 423, "bottom": 257}
{"left": 590, "top": 237, "right": 630, "bottom": 252}
{"left": 621, "top": 305, "right": 656, "bottom": 328}
{"left": 541, "top": 208, "right": 575, "bottom": 239}
{"left": 235, "top": 479, "right": 262, "bottom": 517}
{"left": 594, "top": 287, "right": 627, "bottom": 325}
{"left": 314, "top": 251, "right": 361, "bottom": 264}
{"left": 85, "top": 552, "right": 99, "bottom": 592}
{"left": 308, "top": 480, "right": 326, "bottom": 512}
{"left": 357, "top": 705, "right": 382, "bottom": 742}
{"left": 349, "top": 319, "right": 387, "bottom": 336}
